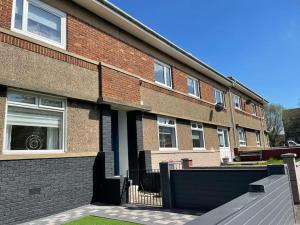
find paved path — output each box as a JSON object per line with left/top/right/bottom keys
{"left": 19, "top": 204, "right": 204, "bottom": 225}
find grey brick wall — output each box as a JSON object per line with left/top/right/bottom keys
{"left": 170, "top": 168, "right": 268, "bottom": 211}
{"left": 0, "top": 156, "right": 98, "bottom": 225}
{"left": 127, "top": 111, "right": 144, "bottom": 172}
{"left": 100, "top": 104, "right": 114, "bottom": 178}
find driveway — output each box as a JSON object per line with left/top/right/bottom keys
{"left": 19, "top": 204, "right": 204, "bottom": 225}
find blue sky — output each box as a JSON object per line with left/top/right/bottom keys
{"left": 109, "top": 0, "right": 300, "bottom": 109}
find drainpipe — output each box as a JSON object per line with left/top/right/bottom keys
{"left": 228, "top": 82, "right": 238, "bottom": 153}
{"left": 260, "top": 110, "right": 267, "bottom": 149}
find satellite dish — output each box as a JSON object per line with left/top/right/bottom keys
{"left": 215, "top": 103, "right": 224, "bottom": 112}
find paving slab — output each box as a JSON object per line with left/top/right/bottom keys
{"left": 19, "top": 204, "right": 204, "bottom": 225}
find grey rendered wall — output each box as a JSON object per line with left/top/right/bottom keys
{"left": 187, "top": 175, "right": 295, "bottom": 225}
{"left": 0, "top": 156, "right": 98, "bottom": 225}
{"left": 170, "top": 168, "right": 268, "bottom": 211}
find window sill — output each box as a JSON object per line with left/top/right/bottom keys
{"left": 193, "top": 148, "right": 207, "bottom": 151}
{"left": 11, "top": 28, "right": 66, "bottom": 50}
{"left": 0, "top": 151, "right": 98, "bottom": 160}
{"left": 188, "top": 93, "right": 200, "bottom": 99}
{"left": 159, "top": 148, "right": 178, "bottom": 152}
{"left": 153, "top": 149, "right": 218, "bottom": 154}
{"left": 154, "top": 81, "right": 172, "bottom": 90}
{"left": 2, "top": 150, "right": 65, "bottom": 154}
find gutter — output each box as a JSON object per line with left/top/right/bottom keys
{"left": 72, "top": 0, "right": 267, "bottom": 104}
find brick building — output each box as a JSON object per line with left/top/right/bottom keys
{"left": 0, "top": 0, "right": 269, "bottom": 224}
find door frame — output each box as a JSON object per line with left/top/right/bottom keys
{"left": 217, "top": 127, "right": 232, "bottom": 162}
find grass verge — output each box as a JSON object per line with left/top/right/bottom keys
{"left": 63, "top": 216, "right": 141, "bottom": 225}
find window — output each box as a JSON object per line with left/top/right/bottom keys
{"left": 154, "top": 61, "right": 172, "bottom": 88}
{"left": 4, "top": 90, "right": 66, "bottom": 153}
{"left": 11, "top": 0, "right": 66, "bottom": 48}
{"left": 238, "top": 128, "right": 247, "bottom": 146}
{"left": 251, "top": 104, "right": 257, "bottom": 115}
{"left": 187, "top": 77, "right": 200, "bottom": 97}
{"left": 214, "top": 89, "right": 224, "bottom": 105}
{"left": 256, "top": 131, "right": 261, "bottom": 147}
{"left": 233, "top": 95, "right": 241, "bottom": 109}
{"left": 158, "top": 117, "right": 177, "bottom": 149}
{"left": 217, "top": 128, "right": 230, "bottom": 148}
{"left": 191, "top": 123, "right": 205, "bottom": 149}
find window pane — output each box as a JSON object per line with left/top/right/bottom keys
{"left": 8, "top": 125, "right": 60, "bottom": 150}
{"left": 215, "top": 91, "right": 223, "bottom": 104}
{"left": 195, "top": 81, "right": 200, "bottom": 97}
{"left": 223, "top": 130, "right": 229, "bottom": 147}
{"left": 165, "top": 67, "right": 172, "bottom": 87}
{"left": 187, "top": 78, "right": 194, "bottom": 94}
{"left": 14, "top": 0, "right": 23, "bottom": 29}
{"left": 168, "top": 119, "right": 175, "bottom": 125}
{"left": 158, "top": 117, "right": 167, "bottom": 124}
{"left": 6, "top": 107, "right": 63, "bottom": 150}
{"left": 27, "top": 3, "right": 61, "bottom": 43}
{"left": 234, "top": 96, "right": 240, "bottom": 108}
{"left": 218, "top": 133, "right": 224, "bottom": 147}
{"left": 192, "top": 130, "right": 204, "bottom": 148}
{"left": 41, "top": 98, "right": 63, "bottom": 108}
{"left": 8, "top": 92, "right": 36, "bottom": 105}
{"left": 155, "top": 63, "right": 165, "bottom": 84}
{"left": 159, "top": 126, "right": 176, "bottom": 148}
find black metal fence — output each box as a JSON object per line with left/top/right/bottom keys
{"left": 127, "top": 169, "right": 162, "bottom": 207}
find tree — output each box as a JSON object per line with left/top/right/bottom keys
{"left": 264, "top": 104, "right": 284, "bottom": 147}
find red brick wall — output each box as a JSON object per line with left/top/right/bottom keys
{"left": 201, "top": 81, "right": 214, "bottom": 103}
{"left": 68, "top": 15, "right": 154, "bottom": 82}
{"left": 173, "top": 68, "right": 188, "bottom": 93}
{"left": 0, "top": 0, "right": 11, "bottom": 29}
{"left": 101, "top": 66, "right": 140, "bottom": 104}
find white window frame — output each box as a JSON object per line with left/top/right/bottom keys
{"left": 3, "top": 89, "right": 67, "bottom": 154}
{"left": 251, "top": 104, "right": 257, "bottom": 116}
{"left": 233, "top": 95, "right": 241, "bottom": 109}
{"left": 157, "top": 116, "right": 177, "bottom": 150}
{"left": 11, "top": 0, "right": 67, "bottom": 49}
{"left": 217, "top": 127, "right": 230, "bottom": 148}
{"left": 154, "top": 60, "right": 172, "bottom": 88}
{"left": 187, "top": 76, "right": 200, "bottom": 98}
{"left": 256, "top": 131, "right": 261, "bottom": 147}
{"left": 238, "top": 128, "right": 247, "bottom": 146}
{"left": 191, "top": 122, "right": 205, "bottom": 150}
{"left": 214, "top": 89, "right": 224, "bottom": 105}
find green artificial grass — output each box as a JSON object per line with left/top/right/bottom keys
{"left": 256, "top": 158, "right": 300, "bottom": 165}
{"left": 63, "top": 216, "right": 140, "bottom": 225}
{"left": 63, "top": 216, "right": 138, "bottom": 225}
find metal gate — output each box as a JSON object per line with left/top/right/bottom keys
{"left": 126, "top": 169, "right": 162, "bottom": 207}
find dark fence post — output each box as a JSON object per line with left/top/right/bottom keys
{"left": 182, "top": 158, "right": 192, "bottom": 169}
{"left": 282, "top": 153, "right": 300, "bottom": 204}
{"left": 160, "top": 162, "right": 173, "bottom": 208}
